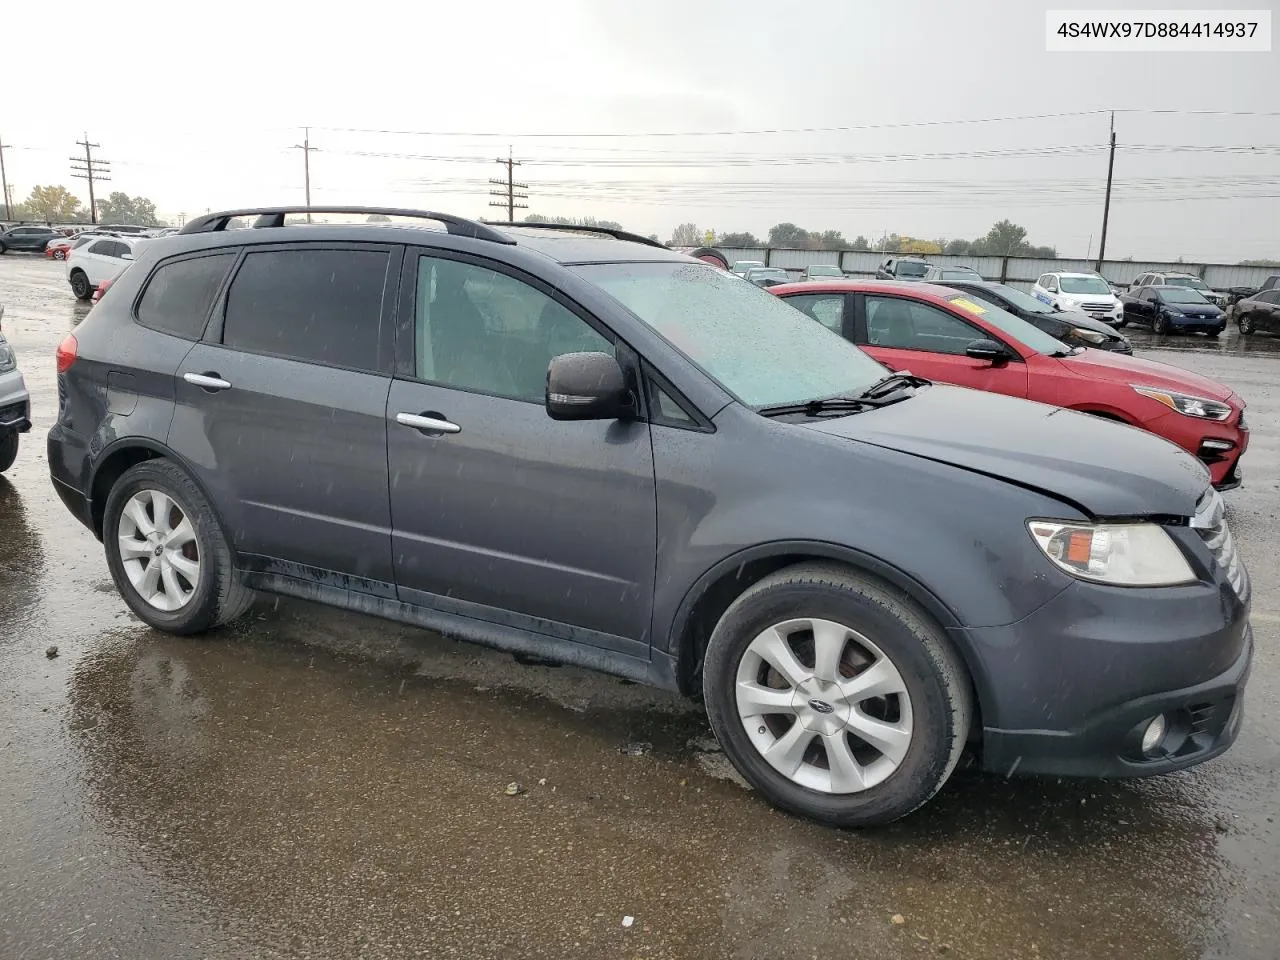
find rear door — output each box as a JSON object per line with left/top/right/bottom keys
{"left": 854, "top": 293, "right": 1029, "bottom": 398}
{"left": 385, "top": 249, "right": 656, "bottom": 653}
{"left": 170, "top": 242, "right": 400, "bottom": 592}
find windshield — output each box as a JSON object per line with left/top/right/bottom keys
{"left": 751, "top": 269, "right": 789, "bottom": 280}
{"left": 807, "top": 265, "right": 842, "bottom": 276}
{"left": 895, "top": 261, "right": 929, "bottom": 278}
{"left": 1059, "top": 276, "right": 1112, "bottom": 295}
{"left": 1158, "top": 287, "right": 1211, "bottom": 304}
{"left": 732, "top": 261, "right": 764, "bottom": 273}
{"left": 574, "top": 261, "right": 887, "bottom": 407}
{"left": 945, "top": 295, "right": 1072, "bottom": 355}
{"left": 1165, "top": 276, "right": 1209, "bottom": 291}
{"left": 941, "top": 269, "right": 980, "bottom": 279}
{"left": 983, "top": 283, "right": 1056, "bottom": 315}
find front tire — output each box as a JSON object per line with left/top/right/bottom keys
{"left": 103, "top": 459, "right": 254, "bottom": 634}
{"left": 0, "top": 432, "right": 17, "bottom": 473}
{"left": 1238, "top": 313, "right": 1254, "bottom": 336}
{"left": 53, "top": 249, "right": 66, "bottom": 260}
{"left": 702, "top": 564, "right": 972, "bottom": 827}
{"left": 1153, "top": 312, "right": 1169, "bottom": 334}
{"left": 70, "top": 269, "right": 93, "bottom": 300}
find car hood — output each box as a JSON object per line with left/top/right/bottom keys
{"left": 1054, "top": 310, "right": 1124, "bottom": 337}
{"left": 1053, "top": 348, "right": 1235, "bottom": 401}
{"left": 802, "top": 384, "right": 1207, "bottom": 517}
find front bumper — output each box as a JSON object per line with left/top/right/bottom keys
{"left": 1170, "top": 316, "right": 1226, "bottom": 333}
{"left": 0, "top": 367, "right": 31, "bottom": 433}
{"left": 954, "top": 557, "right": 1251, "bottom": 779}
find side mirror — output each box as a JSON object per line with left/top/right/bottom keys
{"left": 965, "top": 338, "right": 1011, "bottom": 365}
{"left": 546, "top": 351, "right": 632, "bottom": 421}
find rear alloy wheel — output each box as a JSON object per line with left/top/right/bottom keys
{"left": 703, "top": 564, "right": 972, "bottom": 827}
{"left": 104, "top": 459, "right": 254, "bottom": 634}
{"left": 0, "top": 431, "right": 17, "bottom": 473}
{"left": 70, "top": 270, "right": 93, "bottom": 300}
{"left": 1238, "top": 313, "right": 1254, "bottom": 336}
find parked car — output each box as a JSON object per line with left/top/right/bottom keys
{"left": 95, "top": 223, "right": 154, "bottom": 235}
{"left": 66, "top": 235, "right": 138, "bottom": 300}
{"left": 0, "top": 224, "right": 60, "bottom": 253}
{"left": 927, "top": 280, "right": 1132, "bottom": 354}
{"left": 0, "top": 311, "right": 31, "bottom": 473}
{"left": 1131, "top": 271, "right": 1228, "bottom": 308}
{"left": 730, "top": 260, "right": 765, "bottom": 278}
{"left": 1120, "top": 285, "right": 1226, "bottom": 336}
{"left": 1031, "top": 272, "right": 1124, "bottom": 326}
{"left": 876, "top": 256, "right": 930, "bottom": 280}
{"left": 744, "top": 266, "right": 791, "bottom": 287}
{"left": 48, "top": 206, "right": 1252, "bottom": 828}
{"left": 920, "top": 265, "right": 982, "bottom": 282}
{"left": 1231, "top": 289, "right": 1280, "bottom": 336}
{"left": 46, "top": 230, "right": 119, "bottom": 260}
{"left": 800, "top": 264, "right": 844, "bottom": 282}
{"left": 770, "top": 279, "right": 1247, "bottom": 490}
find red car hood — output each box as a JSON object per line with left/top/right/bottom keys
{"left": 1055, "top": 349, "right": 1236, "bottom": 403}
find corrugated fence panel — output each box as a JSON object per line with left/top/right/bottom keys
{"left": 1203, "top": 264, "right": 1278, "bottom": 290}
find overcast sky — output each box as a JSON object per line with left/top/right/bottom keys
{"left": 3, "top": 0, "right": 1277, "bottom": 261}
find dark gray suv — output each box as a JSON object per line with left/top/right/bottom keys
{"left": 47, "top": 207, "right": 1252, "bottom": 827}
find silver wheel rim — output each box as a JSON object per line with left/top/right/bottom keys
{"left": 735, "top": 617, "right": 913, "bottom": 794}
{"left": 117, "top": 489, "right": 201, "bottom": 612}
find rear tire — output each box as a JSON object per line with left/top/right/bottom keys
{"left": 702, "top": 563, "right": 972, "bottom": 827}
{"left": 70, "top": 269, "right": 93, "bottom": 301}
{"left": 103, "top": 459, "right": 254, "bottom": 634}
{"left": 0, "top": 432, "right": 17, "bottom": 473}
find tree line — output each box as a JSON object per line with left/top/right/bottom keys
{"left": 3, "top": 184, "right": 162, "bottom": 226}
{"left": 669, "top": 219, "right": 1058, "bottom": 258}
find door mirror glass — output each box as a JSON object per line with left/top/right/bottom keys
{"left": 546, "top": 352, "right": 632, "bottom": 421}
{"left": 964, "top": 338, "right": 1011, "bottom": 365}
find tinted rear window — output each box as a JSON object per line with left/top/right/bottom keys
{"left": 136, "top": 254, "right": 235, "bottom": 339}
{"left": 221, "top": 248, "right": 388, "bottom": 372}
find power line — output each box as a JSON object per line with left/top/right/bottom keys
{"left": 70, "top": 133, "right": 110, "bottom": 224}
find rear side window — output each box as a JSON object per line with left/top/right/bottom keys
{"left": 222, "top": 248, "right": 389, "bottom": 372}
{"left": 136, "top": 254, "right": 235, "bottom": 339}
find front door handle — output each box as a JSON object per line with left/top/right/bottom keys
{"left": 395, "top": 412, "right": 461, "bottom": 435}
{"left": 184, "top": 372, "right": 232, "bottom": 391}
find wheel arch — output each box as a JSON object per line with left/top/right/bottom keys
{"left": 88, "top": 439, "right": 229, "bottom": 546}
{"left": 667, "top": 541, "right": 981, "bottom": 700}
{"left": 1065, "top": 404, "right": 1136, "bottom": 425}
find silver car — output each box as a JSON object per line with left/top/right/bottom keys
{"left": 0, "top": 305, "right": 32, "bottom": 473}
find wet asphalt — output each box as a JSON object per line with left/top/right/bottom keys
{"left": 1, "top": 255, "right": 1277, "bottom": 960}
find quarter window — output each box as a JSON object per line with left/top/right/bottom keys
{"left": 136, "top": 254, "right": 235, "bottom": 340}
{"left": 221, "top": 248, "right": 389, "bottom": 372}
{"left": 413, "top": 256, "right": 611, "bottom": 403}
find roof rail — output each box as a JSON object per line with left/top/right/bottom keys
{"left": 180, "top": 206, "right": 515, "bottom": 244}
{"left": 483, "top": 221, "right": 668, "bottom": 250}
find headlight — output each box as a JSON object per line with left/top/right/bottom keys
{"left": 1027, "top": 521, "right": 1195, "bottom": 586}
{"left": 1068, "top": 327, "right": 1107, "bottom": 344}
{"left": 0, "top": 338, "right": 15, "bottom": 373}
{"left": 1132, "top": 386, "right": 1232, "bottom": 421}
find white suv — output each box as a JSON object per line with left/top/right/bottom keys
{"left": 1031, "top": 272, "right": 1124, "bottom": 326}
{"left": 66, "top": 235, "right": 138, "bottom": 300}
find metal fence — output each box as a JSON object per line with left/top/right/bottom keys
{"left": 716, "top": 248, "right": 1276, "bottom": 292}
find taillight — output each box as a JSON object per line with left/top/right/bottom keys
{"left": 56, "top": 334, "right": 78, "bottom": 373}
{"left": 93, "top": 279, "right": 113, "bottom": 302}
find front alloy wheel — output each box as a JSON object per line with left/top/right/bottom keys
{"left": 736, "top": 618, "right": 913, "bottom": 793}
{"left": 1154, "top": 312, "right": 1169, "bottom": 334}
{"left": 1238, "top": 313, "right": 1254, "bottom": 335}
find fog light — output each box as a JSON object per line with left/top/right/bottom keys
{"left": 1141, "top": 715, "right": 1167, "bottom": 756}
{"left": 1201, "top": 439, "right": 1234, "bottom": 452}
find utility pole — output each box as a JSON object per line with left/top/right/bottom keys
{"left": 489, "top": 147, "right": 527, "bottom": 221}
{"left": 291, "top": 127, "right": 317, "bottom": 222}
{"left": 70, "top": 134, "right": 110, "bottom": 225}
{"left": 0, "top": 135, "right": 11, "bottom": 221}
{"left": 1095, "top": 111, "right": 1116, "bottom": 272}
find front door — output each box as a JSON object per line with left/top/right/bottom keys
{"left": 856, "top": 293, "right": 1029, "bottom": 398}
{"left": 169, "top": 243, "right": 399, "bottom": 590}
{"left": 386, "top": 250, "right": 656, "bottom": 654}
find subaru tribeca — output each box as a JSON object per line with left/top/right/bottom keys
{"left": 47, "top": 207, "right": 1252, "bottom": 827}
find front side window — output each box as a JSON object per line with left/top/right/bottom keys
{"left": 1044, "top": 276, "right": 1059, "bottom": 292}
{"left": 137, "top": 254, "right": 235, "bottom": 339}
{"left": 782, "top": 293, "right": 845, "bottom": 333}
{"left": 1140, "top": 288, "right": 1158, "bottom": 302}
{"left": 575, "top": 261, "right": 885, "bottom": 408}
{"left": 222, "top": 248, "right": 388, "bottom": 372}
{"left": 414, "top": 256, "right": 611, "bottom": 403}
{"left": 865, "top": 296, "right": 981, "bottom": 355}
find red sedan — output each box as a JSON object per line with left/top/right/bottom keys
{"left": 770, "top": 280, "right": 1248, "bottom": 490}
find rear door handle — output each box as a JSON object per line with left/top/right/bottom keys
{"left": 184, "top": 372, "right": 232, "bottom": 391}
{"left": 395, "top": 412, "right": 461, "bottom": 435}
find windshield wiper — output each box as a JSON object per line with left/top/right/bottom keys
{"left": 758, "top": 396, "right": 880, "bottom": 418}
{"left": 854, "top": 372, "right": 931, "bottom": 401}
